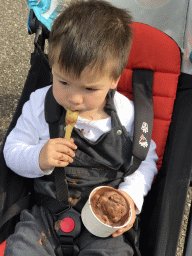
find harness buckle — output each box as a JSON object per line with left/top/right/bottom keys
{"left": 54, "top": 208, "right": 81, "bottom": 256}
{"left": 55, "top": 236, "right": 79, "bottom": 256}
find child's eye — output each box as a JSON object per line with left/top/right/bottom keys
{"left": 60, "top": 81, "right": 68, "bottom": 86}
{"left": 86, "top": 87, "right": 97, "bottom": 91}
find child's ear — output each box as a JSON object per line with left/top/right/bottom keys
{"left": 110, "top": 76, "right": 121, "bottom": 89}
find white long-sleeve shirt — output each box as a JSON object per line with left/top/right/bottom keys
{"left": 3, "top": 85, "right": 158, "bottom": 213}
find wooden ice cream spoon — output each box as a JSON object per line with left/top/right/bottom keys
{"left": 65, "top": 109, "right": 79, "bottom": 140}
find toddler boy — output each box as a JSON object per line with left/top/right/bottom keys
{"left": 4, "top": 0, "right": 158, "bottom": 255}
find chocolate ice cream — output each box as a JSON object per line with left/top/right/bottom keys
{"left": 90, "top": 187, "right": 130, "bottom": 227}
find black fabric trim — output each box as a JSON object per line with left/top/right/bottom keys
{"left": 177, "top": 72, "right": 192, "bottom": 91}
{"left": 45, "top": 86, "right": 63, "bottom": 123}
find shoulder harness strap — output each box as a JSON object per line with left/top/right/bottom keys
{"left": 131, "top": 69, "right": 154, "bottom": 173}
{"left": 44, "top": 87, "right": 70, "bottom": 214}
{"left": 45, "top": 87, "right": 80, "bottom": 256}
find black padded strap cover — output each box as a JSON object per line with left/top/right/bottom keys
{"left": 132, "top": 69, "right": 154, "bottom": 172}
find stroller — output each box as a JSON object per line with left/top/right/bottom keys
{"left": 0, "top": 5, "right": 192, "bottom": 256}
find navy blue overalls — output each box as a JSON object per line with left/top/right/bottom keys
{"left": 4, "top": 88, "right": 140, "bottom": 256}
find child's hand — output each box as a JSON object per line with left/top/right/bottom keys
{"left": 39, "top": 138, "right": 77, "bottom": 171}
{"left": 112, "top": 190, "right": 136, "bottom": 238}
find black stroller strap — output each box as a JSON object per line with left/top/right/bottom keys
{"left": 55, "top": 236, "right": 79, "bottom": 256}
{"left": 36, "top": 193, "right": 70, "bottom": 215}
{"left": 0, "top": 194, "right": 32, "bottom": 229}
{"left": 131, "top": 69, "right": 154, "bottom": 173}
{"left": 44, "top": 89, "right": 79, "bottom": 256}
{"left": 49, "top": 121, "right": 69, "bottom": 208}
{"left": 45, "top": 87, "right": 70, "bottom": 209}
{"left": 54, "top": 166, "right": 69, "bottom": 207}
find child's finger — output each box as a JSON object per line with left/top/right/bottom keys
{"left": 55, "top": 144, "right": 76, "bottom": 158}
{"left": 70, "top": 138, "right": 75, "bottom": 143}
{"left": 58, "top": 154, "right": 74, "bottom": 163}
{"left": 112, "top": 222, "right": 134, "bottom": 238}
{"left": 54, "top": 156, "right": 74, "bottom": 167}
{"left": 112, "top": 230, "right": 123, "bottom": 238}
{"left": 54, "top": 138, "right": 77, "bottom": 150}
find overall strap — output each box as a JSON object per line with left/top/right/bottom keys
{"left": 104, "top": 88, "right": 125, "bottom": 128}
{"left": 131, "top": 69, "right": 154, "bottom": 173}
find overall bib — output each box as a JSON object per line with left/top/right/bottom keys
{"left": 4, "top": 89, "right": 140, "bottom": 256}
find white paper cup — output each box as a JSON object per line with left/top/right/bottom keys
{"left": 81, "top": 186, "right": 132, "bottom": 237}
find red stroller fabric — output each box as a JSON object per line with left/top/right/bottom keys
{"left": 0, "top": 241, "right": 6, "bottom": 256}
{"left": 118, "top": 22, "right": 181, "bottom": 171}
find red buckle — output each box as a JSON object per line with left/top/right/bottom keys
{"left": 60, "top": 217, "right": 75, "bottom": 233}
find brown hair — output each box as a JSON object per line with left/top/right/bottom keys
{"left": 48, "top": 0, "right": 133, "bottom": 81}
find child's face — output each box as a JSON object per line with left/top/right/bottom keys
{"left": 52, "top": 62, "right": 120, "bottom": 119}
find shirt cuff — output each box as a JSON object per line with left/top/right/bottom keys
{"left": 28, "top": 143, "right": 54, "bottom": 177}
{"left": 34, "top": 143, "right": 55, "bottom": 176}
{"left": 41, "top": 167, "right": 55, "bottom": 175}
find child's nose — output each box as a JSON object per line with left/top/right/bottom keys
{"left": 69, "top": 94, "right": 83, "bottom": 105}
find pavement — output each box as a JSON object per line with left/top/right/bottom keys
{"left": 0, "top": 0, "right": 35, "bottom": 148}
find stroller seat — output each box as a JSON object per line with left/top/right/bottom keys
{"left": 1, "top": 21, "right": 191, "bottom": 256}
